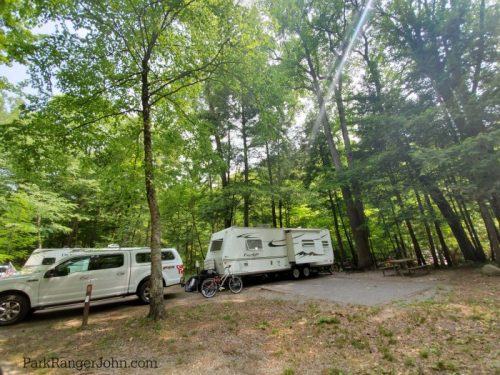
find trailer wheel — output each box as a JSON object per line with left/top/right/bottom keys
{"left": 292, "top": 267, "right": 301, "bottom": 279}
{"left": 302, "top": 266, "right": 311, "bottom": 278}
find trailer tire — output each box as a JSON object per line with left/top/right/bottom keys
{"left": 302, "top": 266, "right": 311, "bottom": 278}
{"left": 292, "top": 267, "right": 301, "bottom": 279}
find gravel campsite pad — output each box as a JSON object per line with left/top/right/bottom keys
{"left": 257, "top": 272, "right": 439, "bottom": 306}
{"left": 1, "top": 268, "right": 499, "bottom": 375}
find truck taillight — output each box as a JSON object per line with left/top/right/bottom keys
{"left": 176, "top": 265, "right": 184, "bottom": 274}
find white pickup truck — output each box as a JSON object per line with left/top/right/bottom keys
{"left": 0, "top": 247, "right": 184, "bottom": 326}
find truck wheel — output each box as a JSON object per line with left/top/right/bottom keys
{"left": 137, "top": 281, "right": 151, "bottom": 304}
{"left": 302, "top": 266, "right": 311, "bottom": 278}
{"left": 0, "top": 294, "right": 30, "bottom": 326}
{"left": 292, "top": 267, "right": 301, "bottom": 279}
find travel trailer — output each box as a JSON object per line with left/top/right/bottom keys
{"left": 203, "top": 227, "right": 334, "bottom": 279}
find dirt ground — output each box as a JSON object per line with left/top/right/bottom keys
{"left": 1, "top": 267, "right": 499, "bottom": 375}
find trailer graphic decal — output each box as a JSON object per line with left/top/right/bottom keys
{"left": 237, "top": 233, "right": 259, "bottom": 239}
{"left": 296, "top": 251, "right": 323, "bottom": 258}
{"left": 268, "top": 240, "right": 286, "bottom": 247}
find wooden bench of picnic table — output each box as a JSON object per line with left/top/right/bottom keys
{"left": 406, "top": 264, "right": 429, "bottom": 275}
{"left": 380, "top": 265, "right": 400, "bottom": 276}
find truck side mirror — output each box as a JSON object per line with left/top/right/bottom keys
{"left": 45, "top": 267, "right": 69, "bottom": 278}
{"left": 44, "top": 269, "right": 56, "bottom": 278}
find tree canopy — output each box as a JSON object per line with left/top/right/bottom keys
{"left": 1, "top": 0, "right": 499, "bottom": 319}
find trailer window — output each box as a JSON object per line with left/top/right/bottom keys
{"left": 210, "top": 239, "right": 223, "bottom": 252}
{"left": 322, "top": 241, "right": 330, "bottom": 250}
{"left": 246, "top": 239, "right": 263, "bottom": 251}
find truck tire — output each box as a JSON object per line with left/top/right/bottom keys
{"left": 0, "top": 294, "right": 30, "bottom": 326}
{"left": 291, "top": 267, "right": 301, "bottom": 279}
{"left": 137, "top": 280, "right": 151, "bottom": 304}
{"left": 302, "top": 266, "right": 311, "bottom": 278}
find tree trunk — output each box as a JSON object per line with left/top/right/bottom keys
{"left": 334, "top": 192, "right": 357, "bottom": 264}
{"left": 415, "top": 189, "right": 439, "bottom": 267}
{"left": 302, "top": 43, "right": 372, "bottom": 268}
{"left": 452, "top": 192, "right": 485, "bottom": 255}
{"left": 394, "top": 188, "right": 425, "bottom": 265}
{"left": 328, "top": 190, "right": 346, "bottom": 264}
{"left": 424, "top": 193, "right": 453, "bottom": 266}
{"left": 265, "top": 141, "right": 277, "bottom": 227}
{"left": 478, "top": 200, "right": 500, "bottom": 262}
{"left": 37, "top": 214, "right": 42, "bottom": 249}
{"left": 490, "top": 193, "right": 500, "bottom": 228}
{"left": 472, "top": 0, "right": 486, "bottom": 94}
{"left": 208, "top": 100, "right": 233, "bottom": 229}
{"left": 277, "top": 142, "right": 284, "bottom": 228}
{"left": 333, "top": 78, "right": 372, "bottom": 268}
{"left": 389, "top": 199, "right": 408, "bottom": 258}
{"left": 420, "top": 175, "right": 485, "bottom": 262}
{"left": 380, "top": 212, "right": 397, "bottom": 256}
{"left": 241, "top": 105, "right": 250, "bottom": 227}
{"left": 142, "top": 59, "right": 165, "bottom": 321}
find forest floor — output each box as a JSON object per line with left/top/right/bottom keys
{"left": 1, "top": 267, "right": 499, "bottom": 375}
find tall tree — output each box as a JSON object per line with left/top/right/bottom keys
{"left": 269, "top": 0, "right": 374, "bottom": 268}
{"left": 29, "top": 0, "right": 233, "bottom": 320}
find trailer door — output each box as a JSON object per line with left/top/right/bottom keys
{"left": 287, "top": 229, "right": 326, "bottom": 265}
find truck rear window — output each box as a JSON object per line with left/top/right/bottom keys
{"left": 136, "top": 251, "right": 175, "bottom": 263}
{"left": 42, "top": 257, "right": 56, "bottom": 265}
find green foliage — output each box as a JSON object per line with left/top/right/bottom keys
{"left": 0, "top": 0, "right": 497, "bottom": 267}
{"left": 0, "top": 184, "right": 75, "bottom": 261}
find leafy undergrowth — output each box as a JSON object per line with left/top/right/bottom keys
{"left": 1, "top": 269, "right": 499, "bottom": 375}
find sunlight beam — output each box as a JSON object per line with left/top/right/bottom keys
{"left": 309, "top": 0, "right": 376, "bottom": 145}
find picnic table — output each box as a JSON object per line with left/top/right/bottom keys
{"left": 381, "top": 258, "right": 429, "bottom": 276}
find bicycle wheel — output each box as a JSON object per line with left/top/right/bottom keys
{"left": 228, "top": 276, "right": 243, "bottom": 294}
{"left": 201, "top": 278, "right": 218, "bottom": 298}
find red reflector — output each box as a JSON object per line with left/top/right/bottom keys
{"left": 176, "top": 265, "right": 184, "bottom": 274}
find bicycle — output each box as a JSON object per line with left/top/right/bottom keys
{"left": 200, "top": 265, "right": 243, "bottom": 298}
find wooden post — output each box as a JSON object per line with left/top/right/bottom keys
{"left": 82, "top": 284, "right": 92, "bottom": 327}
